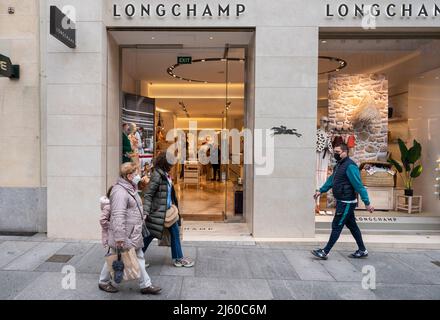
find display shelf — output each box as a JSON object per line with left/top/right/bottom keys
{"left": 388, "top": 117, "right": 408, "bottom": 123}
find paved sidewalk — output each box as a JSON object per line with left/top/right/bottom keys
{"left": 0, "top": 234, "right": 440, "bottom": 300}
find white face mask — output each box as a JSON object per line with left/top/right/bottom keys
{"left": 132, "top": 174, "right": 141, "bottom": 185}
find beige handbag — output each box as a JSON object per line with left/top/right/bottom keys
{"left": 164, "top": 204, "right": 179, "bottom": 228}
{"left": 105, "top": 247, "right": 141, "bottom": 281}
{"left": 159, "top": 218, "right": 184, "bottom": 247}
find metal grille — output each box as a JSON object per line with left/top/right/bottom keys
{"left": 46, "top": 254, "right": 74, "bottom": 263}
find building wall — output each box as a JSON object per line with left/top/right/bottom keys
{"left": 0, "top": 0, "right": 46, "bottom": 232}
{"left": 44, "top": 0, "right": 107, "bottom": 239}
{"left": 2, "top": 0, "right": 440, "bottom": 238}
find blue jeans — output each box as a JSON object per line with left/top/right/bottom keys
{"left": 142, "top": 222, "right": 183, "bottom": 260}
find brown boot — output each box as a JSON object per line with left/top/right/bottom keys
{"left": 98, "top": 283, "right": 118, "bottom": 293}
{"left": 140, "top": 285, "right": 162, "bottom": 295}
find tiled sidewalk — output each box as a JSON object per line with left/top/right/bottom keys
{"left": 0, "top": 235, "right": 440, "bottom": 300}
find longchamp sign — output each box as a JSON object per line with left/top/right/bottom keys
{"left": 326, "top": 2, "right": 440, "bottom": 18}
{"left": 112, "top": 2, "right": 246, "bottom": 18}
{"left": 50, "top": 6, "right": 76, "bottom": 48}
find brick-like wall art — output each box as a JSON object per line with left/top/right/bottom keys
{"left": 328, "top": 74, "right": 389, "bottom": 165}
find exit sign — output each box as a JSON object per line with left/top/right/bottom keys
{"left": 177, "top": 56, "right": 192, "bottom": 64}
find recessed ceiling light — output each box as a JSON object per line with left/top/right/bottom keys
{"left": 321, "top": 40, "right": 327, "bottom": 43}
{"left": 209, "top": 36, "right": 214, "bottom": 40}
{"left": 151, "top": 37, "right": 155, "bottom": 40}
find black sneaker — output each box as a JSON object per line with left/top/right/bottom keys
{"left": 311, "top": 249, "right": 329, "bottom": 260}
{"left": 349, "top": 250, "right": 369, "bottom": 259}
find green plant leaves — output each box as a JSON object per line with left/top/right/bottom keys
{"left": 407, "top": 139, "right": 422, "bottom": 164}
{"left": 410, "top": 164, "right": 423, "bottom": 178}
{"left": 397, "top": 138, "right": 411, "bottom": 171}
{"left": 388, "top": 157, "right": 403, "bottom": 173}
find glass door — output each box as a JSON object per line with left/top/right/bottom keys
{"left": 223, "top": 47, "right": 246, "bottom": 222}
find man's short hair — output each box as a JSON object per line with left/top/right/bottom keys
{"left": 336, "top": 143, "right": 349, "bottom": 153}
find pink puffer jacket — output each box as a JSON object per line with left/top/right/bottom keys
{"left": 108, "top": 177, "right": 145, "bottom": 250}
{"left": 99, "top": 196, "right": 111, "bottom": 247}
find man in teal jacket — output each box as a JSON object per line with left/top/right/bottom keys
{"left": 312, "top": 143, "right": 374, "bottom": 260}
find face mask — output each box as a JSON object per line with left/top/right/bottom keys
{"left": 132, "top": 174, "right": 141, "bottom": 185}
{"left": 334, "top": 153, "right": 342, "bottom": 162}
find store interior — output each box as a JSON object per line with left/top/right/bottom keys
{"left": 316, "top": 33, "right": 440, "bottom": 221}
{"left": 116, "top": 30, "right": 253, "bottom": 222}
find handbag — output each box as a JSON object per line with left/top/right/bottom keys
{"left": 159, "top": 218, "right": 184, "bottom": 247}
{"left": 105, "top": 247, "right": 141, "bottom": 281}
{"left": 164, "top": 204, "right": 179, "bottom": 228}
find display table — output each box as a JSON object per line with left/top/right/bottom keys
{"left": 357, "top": 186, "right": 394, "bottom": 210}
{"left": 183, "top": 161, "right": 200, "bottom": 187}
{"left": 395, "top": 195, "right": 422, "bottom": 214}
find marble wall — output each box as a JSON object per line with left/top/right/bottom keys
{"left": 328, "top": 74, "right": 389, "bottom": 165}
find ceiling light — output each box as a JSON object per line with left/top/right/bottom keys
{"left": 151, "top": 37, "right": 155, "bottom": 40}
{"left": 166, "top": 57, "right": 245, "bottom": 83}
{"left": 321, "top": 40, "right": 327, "bottom": 43}
{"left": 209, "top": 36, "right": 214, "bottom": 40}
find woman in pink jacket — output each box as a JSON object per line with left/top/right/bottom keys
{"left": 98, "top": 162, "right": 161, "bottom": 295}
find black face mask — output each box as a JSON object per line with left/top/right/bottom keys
{"left": 334, "top": 153, "right": 342, "bottom": 162}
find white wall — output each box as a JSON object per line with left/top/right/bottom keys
{"left": 44, "top": 0, "right": 107, "bottom": 239}
{"left": 408, "top": 68, "right": 440, "bottom": 215}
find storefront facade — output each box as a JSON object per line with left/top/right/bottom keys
{"left": 1, "top": 0, "right": 439, "bottom": 240}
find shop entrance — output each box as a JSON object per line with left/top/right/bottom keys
{"left": 109, "top": 29, "right": 254, "bottom": 229}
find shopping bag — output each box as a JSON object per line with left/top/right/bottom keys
{"left": 105, "top": 247, "right": 141, "bottom": 281}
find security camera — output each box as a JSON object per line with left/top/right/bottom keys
{"left": 8, "top": 7, "right": 15, "bottom": 14}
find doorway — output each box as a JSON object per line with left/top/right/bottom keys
{"left": 110, "top": 29, "right": 254, "bottom": 228}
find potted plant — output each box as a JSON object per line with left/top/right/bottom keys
{"left": 388, "top": 138, "right": 423, "bottom": 196}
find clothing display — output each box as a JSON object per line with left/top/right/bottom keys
{"left": 316, "top": 128, "right": 333, "bottom": 190}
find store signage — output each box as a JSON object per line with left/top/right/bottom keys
{"left": 0, "top": 54, "right": 19, "bottom": 79}
{"left": 325, "top": 3, "right": 440, "bottom": 18}
{"left": 271, "top": 126, "right": 302, "bottom": 138}
{"left": 50, "top": 6, "right": 76, "bottom": 48}
{"left": 356, "top": 216, "right": 398, "bottom": 223}
{"left": 112, "top": 3, "right": 246, "bottom": 18}
{"left": 177, "top": 56, "right": 192, "bottom": 64}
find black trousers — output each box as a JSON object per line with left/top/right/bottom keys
{"left": 324, "top": 201, "right": 366, "bottom": 254}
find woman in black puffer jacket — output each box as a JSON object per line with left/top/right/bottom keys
{"left": 142, "top": 152, "right": 194, "bottom": 268}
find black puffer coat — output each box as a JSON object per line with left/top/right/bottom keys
{"left": 143, "top": 168, "right": 179, "bottom": 239}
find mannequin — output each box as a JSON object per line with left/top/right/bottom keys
{"left": 316, "top": 116, "right": 333, "bottom": 215}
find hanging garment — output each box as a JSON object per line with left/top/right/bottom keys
{"left": 316, "top": 151, "right": 331, "bottom": 190}
{"left": 347, "top": 135, "right": 356, "bottom": 149}
{"left": 316, "top": 129, "right": 333, "bottom": 154}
